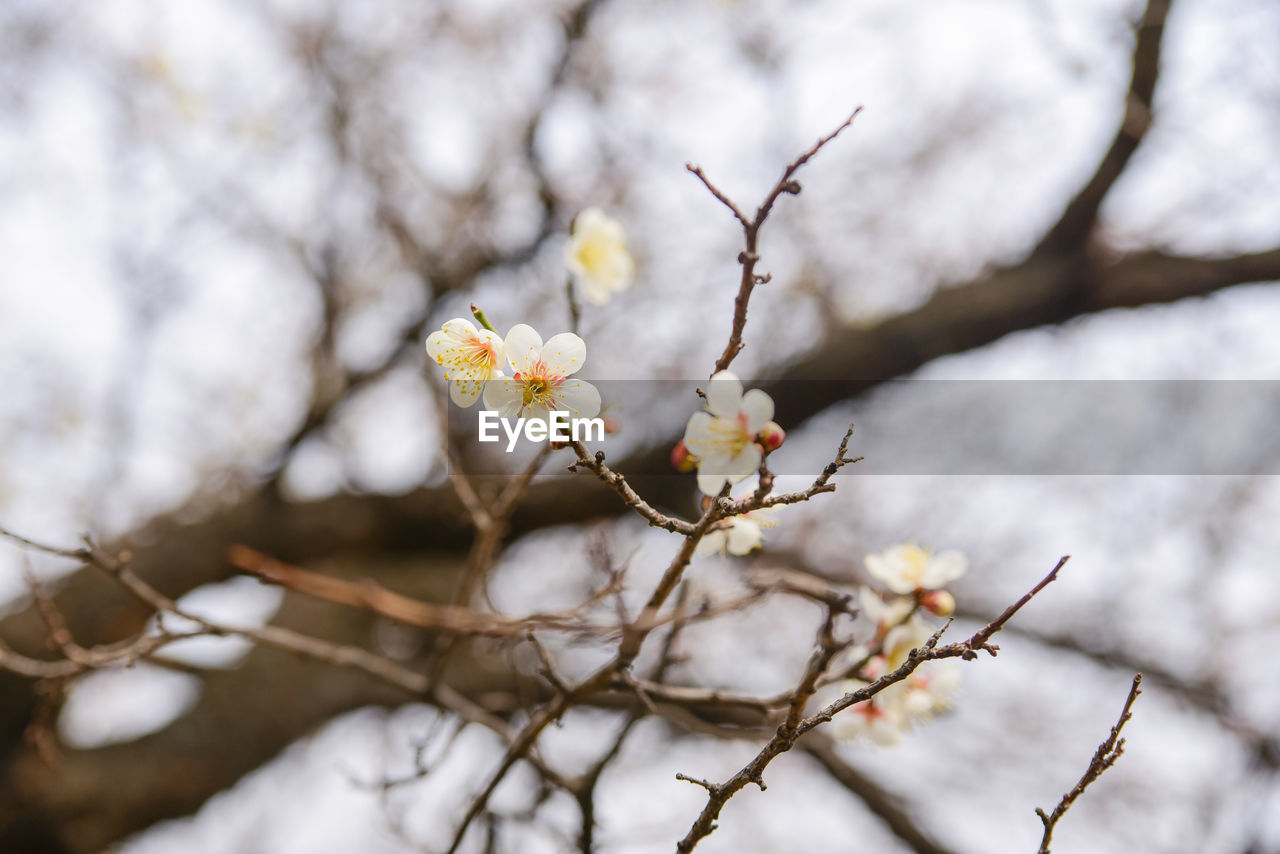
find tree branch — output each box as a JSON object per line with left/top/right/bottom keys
{"left": 1036, "top": 0, "right": 1174, "bottom": 255}
{"left": 1036, "top": 674, "right": 1143, "bottom": 853}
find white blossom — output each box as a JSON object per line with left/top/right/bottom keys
{"left": 697, "top": 506, "right": 782, "bottom": 556}
{"left": 858, "top": 587, "right": 915, "bottom": 634}
{"left": 683, "top": 371, "right": 775, "bottom": 496}
{"left": 424, "top": 318, "right": 505, "bottom": 407}
{"left": 829, "top": 660, "right": 961, "bottom": 745}
{"left": 829, "top": 687, "right": 907, "bottom": 746}
{"left": 565, "top": 208, "right": 635, "bottom": 305}
{"left": 482, "top": 324, "right": 600, "bottom": 426}
{"left": 864, "top": 542, "right": 967, "bottom": 594}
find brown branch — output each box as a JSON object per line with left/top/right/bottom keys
{"left": 229, "top": 545, "right": 571, "bottom": 638}
{"left": 689, "top": 107, "right": 863, "bottom": 374}
{"left": 1036, "top": 674, "right": 1144, "bottom": 853}
{"left": 1036, "top": 0, "right": 1173, "bottom": 254}
{"left": 934, "top": 555, "right": 1069, "bottom": 661}
{"left": 674, "top": 557, "right": 1068, "bottom": 853}
{"left": 567, "top": 442, "right": 696, "bottom": 534}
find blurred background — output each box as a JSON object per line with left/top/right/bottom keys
{"left": 1, "top": 0, "right": 1279, "bottom": 851}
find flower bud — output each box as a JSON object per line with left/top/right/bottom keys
{"left": 758, "top": 421, "right": 786, "bottom": 452}
{"left": 670, "top": 440, "right": 697, "bottom": 472}
{"left": 919, "top": 589, "right": 956, "bottom": 617}
{"left": 603, "top": 416, "right": 621, "bottom": 435}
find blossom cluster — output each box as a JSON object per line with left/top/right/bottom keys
{"left": 829, "top": 543, "right": 970, "bottom": 745}
{"left": 425, "top": 208, "right": 635, "bottom": 424}
{"left": 426, "top": 320, "right": 600, "bottom": 425}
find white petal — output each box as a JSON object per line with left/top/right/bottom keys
{"left": 748, "top": 505, "right": 781, "bottom": 528}
{"left": 424, "top": 329, "right": 450, "bottom": 361}
{"left": 554, "top": 379, "right": 601, "bottom": 419}
{"left": 478, "top": 328, "right": 505, "bottom": 369}
{"left": 865, "top": 552, "right": 911, "bottom": 594}
{"left": 483, "top": 379, "right": 526, "bottom": 419}
{"left": 577, "top": 274, "right": 610, "bottom": 305}
{"left": 725, "top": 443, "right": 762, "bottom": 482}
{"left": 503, "top": 324, "right": 543, "bottom": 374}
{"left": 704, "top": 372, "right": 743, "bottom": 418}
{"left": 859, "top": 587, "right": 882, "bottom": 619}
{"left": 694, "top": 450, "right": 735, "bottom": 476}
{"left": 682, "top": 411, "right": 717, "bottom": 456}
{"left": 739, "top": 389, "right": 775, "bottom": 434}
{"left": 697, "top": 470, "right": 729, "bottom": 496}
{"left": 441, "top": 317, "right": 479, "bottom": 338}
{"left": 523, "top": 403, "right": 553, "bottom": 427}
{"left": 726, "top": 519, "right": 763, "bottom": 555}
{"left": 696, "top": 529, "right": 727, "bottom": 556}
{"left": 541, "top": 333, "right": 588, "bottom": 377}
{"left": 574, "top": 207, "right": 609, "bottom": 236}
{"left": 426, "top": 318, "right": 477, "bottom": 357}
{"left": 924, "top": 550, "right": 968, "bottom": 588}
{"left": 449, "top": 378, "right": 484, "bottom": 407}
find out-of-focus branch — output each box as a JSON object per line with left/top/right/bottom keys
{"left": 1036, "top": 0, "right": 1173, "bottom": 255}
{"left": 803, "top": 734, "right": 961, "bottom": 854}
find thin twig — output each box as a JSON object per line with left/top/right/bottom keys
{"left": 687, "top": 108, "right": 863, "bottom": 374}
{"left": 1036, "top": 674, "right": 1144, "bottom": 854}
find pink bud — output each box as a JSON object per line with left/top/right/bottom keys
{"left": 919, "top": 589, "right": 956, "bottom": 617}
{"left": 758, "top": 421, "right": 786, "bottom": 452}
{"left": 671, "top": 440, "right": 697, "bottom": 473}
{"left": 603, "top": 416, "right": 621, "bottom": 435}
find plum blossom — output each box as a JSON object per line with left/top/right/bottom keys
{"left": 829, "top": 657, "right": 960, "bottom": 745}
{"left": 864, "top": 542, "right": 967, "bottom": 594}
{"left": 424, "top": 318, "right": 505, "bottom": 407}
{"left": 895, "top": 665, "right": 961, "bottom": 720}
{"left": 482, "top": 324, "right": 600, "bottom": 425}
{"left": 565, "top": 208, "right": 635, "bottom": 305}
{"left": 697, "top": 506, "right": 782, "bottom": 556}
{"left": 829, "top": 689, "right": 906, "bottom": 746}
{"left": 858, "top": 587, "right": 915, "bottom": 635}
{"left": 683, "top": 371, "right": 775, "bottom": 496}
{"left": 828, "top": 586, "right": 962, "bottom": 744}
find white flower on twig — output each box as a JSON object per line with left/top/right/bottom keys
{"left": 864, "top": 542, "right": 967, "bottom": 594}
{"left": 482, "top": 324, "right": 600, "bottom": 425}
{"left": 697, "top": 506, "right": 782, "bottom": 556}
{"left": 683, "top": 371, "right": 775, "bottom": 496}
{"left": 425, "top": 318, "right": 505, "bottom": 407}
{"left": 565, "top": 208, "right": 635, "bottom": 305}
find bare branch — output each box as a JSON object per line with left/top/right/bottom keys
{"left": 567, "top": 442, "right": 696, "bottom": 535}
{"left": 1037, "top": 0, "right": 1173, "bottom": 254}
{"left": 688, "top": 108, "right": 863, "bottom": 374}
{"left": 804, "top": 734, "right": 961, "bottom": 854}
{"left": 1036, "top": 674, "right": 1144, "bottom": 853}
